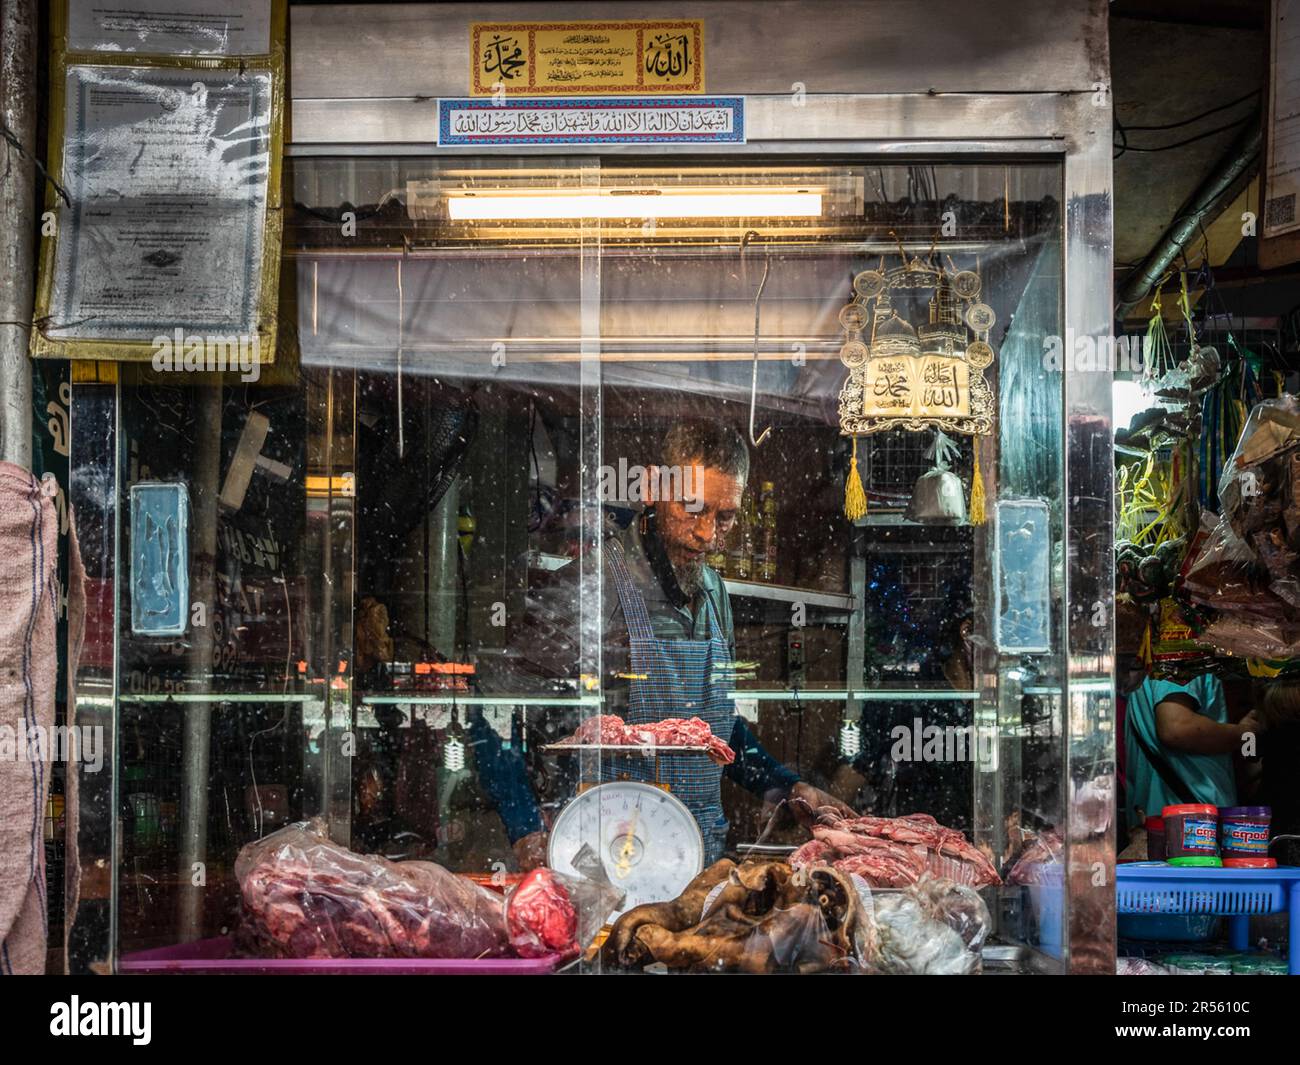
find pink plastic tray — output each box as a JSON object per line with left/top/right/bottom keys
{"left": 118, "top": 936, "right": 560, "bottom": 975}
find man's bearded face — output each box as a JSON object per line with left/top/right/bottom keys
{"left": 652, "top": 463, "right": 745, "bottom": 595}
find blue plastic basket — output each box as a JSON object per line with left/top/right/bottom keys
{"left": 1115, "top": 864, "right": 1300, "bottom": 974}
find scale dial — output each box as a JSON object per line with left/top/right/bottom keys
{"left": 547, "top": 782, "right": 704, "bottom": 917}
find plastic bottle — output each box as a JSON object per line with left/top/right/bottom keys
{"left": 757, "top": 481, "right": 777, "bottom": 583}
{"left": 727, "top": 491, "right": 754, "bottom": 580}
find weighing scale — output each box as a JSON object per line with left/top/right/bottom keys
{"left": 547, "top": 780, "right": 704, "bottom": 917}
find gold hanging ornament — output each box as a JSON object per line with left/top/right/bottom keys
{"left": 838, "top": 247, "right": 994, "bottom": 437}
{"left": 844, "top": 435, "right": 868, "bottom": 520}
{"left": 969, "top": 436, "right": 987, "bottom": 525}
{"left": 837, "top": 243, "right": 996, "bottom": 527}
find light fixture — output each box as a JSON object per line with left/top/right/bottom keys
{"left": 839, "top": 721, "right": 861, "bottom": 758}
{"left": 445, "top": 188, "right": 823, "bottom": 221}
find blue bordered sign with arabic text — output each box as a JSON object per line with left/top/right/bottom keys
{"left": 438, "top": 96, "right": 744, "bottom": 146}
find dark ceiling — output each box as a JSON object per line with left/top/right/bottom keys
{"left": 1111, "top": 2, "right": 1266, "bottom": 270}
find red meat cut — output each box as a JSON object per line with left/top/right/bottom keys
{"left": 792, "top": 811, "right": 1002, "bottom": 889}
{"left": 507, "top": 868, "right": 579, "bottom": 959}
{"left": 236, "top": 820, "right": 511, "bottom": 959}
{"left": 558, "top": 714, "right": 736, "bottom": 763}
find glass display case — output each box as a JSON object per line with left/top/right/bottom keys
{"left": 66, "top": 2, "right": 1114, "bottom": 976}
{"left": 69, "top": 155, "right": 1112, "bottom": 974}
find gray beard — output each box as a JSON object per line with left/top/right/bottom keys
{"left": 673, "top": 558, "right": 705, "bottom": 598}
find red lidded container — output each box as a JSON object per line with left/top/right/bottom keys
{"left": 1162, "top": 803, "right": 1219, "bottom": 859}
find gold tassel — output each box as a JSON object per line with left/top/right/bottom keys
{"left": 844, "top": 436, "right": 867, "bottom": 520}
{"left": 968, "top": 436, "right": 987, "bottom": 525}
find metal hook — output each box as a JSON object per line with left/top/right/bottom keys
{"left": 740, "top": 230, "right": 772, "bottom": 448}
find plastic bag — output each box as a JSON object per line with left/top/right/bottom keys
{"left": 601, "top": 859, "right": 868, "bottom": 973}
{"left": 1183, "top": 513, "right": 1271, "bottom": 611}
{"left": 235, "top": 819, "right": 510, "bottom": 959}
{"left": 506, "top": 863, "right": 625, "bottom": 961}
{"left": 1218, "top": 395, "right": 1300, "bottom": 522}
{"left": 730, "top": 864, "right": 869, "bottom": 974}
{"left": 1117, "top": 956, "right": 1170, "bottom": 975}
{"left": 1007, "top": 829, "right": 1063, "bottom": 885}
{"left": 862, "top": 874, "right": 988, "bottom": 975}
{"left": 1198, "top": 614, "right": 1300, "bottom": 660}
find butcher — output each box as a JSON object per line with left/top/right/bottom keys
{"left": 474, "top": 420, "right": 853, "bottom": 868}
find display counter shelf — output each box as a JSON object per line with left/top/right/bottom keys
{"left": 118, "top": 936, "right": 561, "bottom": 974}
{"left": 1116, "top": 863, "right": 1300, "bottom": 974}
{"left": 727, "top": 688, "right": 979, "bottom": 701}
{"left": 723, "top": 578, "right": 854, "bottom": 611}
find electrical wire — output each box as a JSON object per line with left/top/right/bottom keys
{"left": 1122, "top": 88, "right": 1260, "bottom": 131}
{"left": 0, "top": 120, "right": 72, "bottom": 205}
{"left": 1114, "top": 115, "right": 1254, "bottom": 158}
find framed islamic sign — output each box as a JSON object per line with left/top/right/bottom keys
{"left": 837, "top": 252, "right": 996, "bottom": 437}
{"left": 470, "top": 19, "right": 705, "bottom": 97}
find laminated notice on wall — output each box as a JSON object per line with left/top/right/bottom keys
{"left": 67, "top": 0, "right": 272, "bottom": 56}
{"left": 31, "top": 1, "right": 285, "bottom": 363}
{"left": 130, "top": 482, "right": 191, "bottom": 636}
{"left": 43, "top": 65, "right": 274, "bottom": 344}
{"left": 993, "top": 499, "right": 1052, "bottom": 654}
{"left": 471, "top": 20, "right": 704, "bottom": 96}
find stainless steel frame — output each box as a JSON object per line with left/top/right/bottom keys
{"left": 70, "top": 0, "right": 1114, "bottom": 973}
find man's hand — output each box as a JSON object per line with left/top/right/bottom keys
{"left": 513, "top": 831, "right": 549, "bottom": 872}
{"left": 788, "top": 781, "right": 855, "bottom": 828}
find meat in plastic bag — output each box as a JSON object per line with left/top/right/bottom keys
{"left": 235, "top": 818, "right": 510, "bottom": 959}
{"left": 506, "top": 863, "right": 625, "bottom": 960}
{"left": 861, "top": 874, "right": 991, "bottom": 974}
{"left": 506, "top": 868, "right": 578, "bottom": 958}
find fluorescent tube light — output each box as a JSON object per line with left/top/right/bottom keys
{"left": 446, "top": 189, "right": 823, "bottom": 221}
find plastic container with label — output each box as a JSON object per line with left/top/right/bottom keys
{"left": 1163, "top": 803, "right": 1219, "bottom": 858}
{"left": 1218, "top": 806, "right": 1271, "bottom": 860}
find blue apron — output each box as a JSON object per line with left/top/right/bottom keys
{"left": 601, "top": 540, "right": 737, "bottom": 864}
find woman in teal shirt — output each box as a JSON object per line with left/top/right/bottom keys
{"left": 1122, "top": 666, "right": 1257, "bottom": 831}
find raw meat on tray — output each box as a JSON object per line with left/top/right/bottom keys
{"left": 791, "top": 810, "right": 1001, "bottom": 888}
{"left": 556, "top": 714, "right": 735, "bottom": 763}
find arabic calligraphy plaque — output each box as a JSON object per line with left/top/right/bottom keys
{"left": 471, "top": 20, "right": 705, "bottom": 96}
